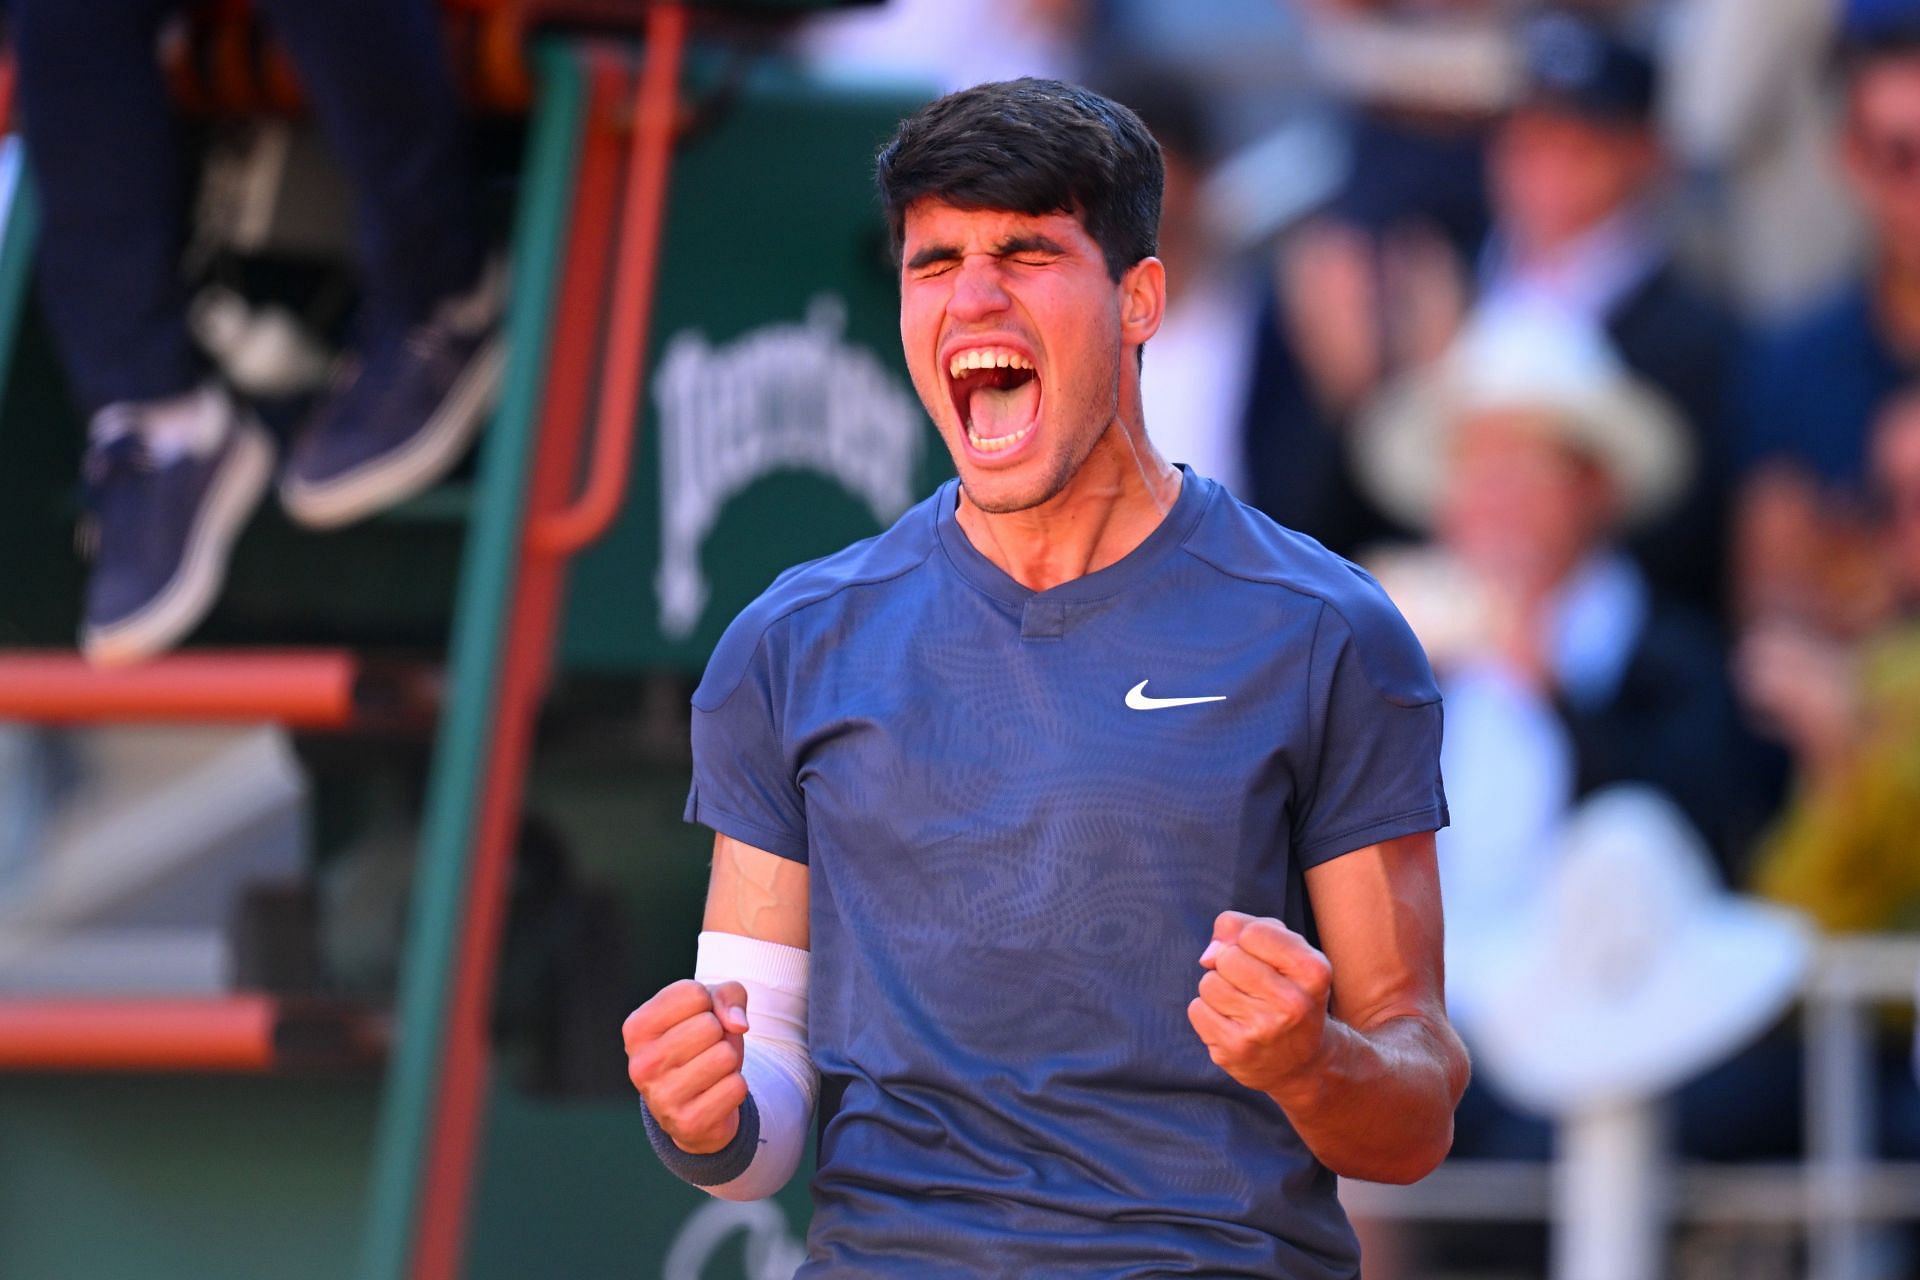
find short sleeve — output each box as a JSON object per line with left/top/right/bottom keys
{"left": 683, "top": 612, "right": 809, "bottom": 864}
{"left": 1291, "top": 595, "right": 1449, "bottom": 868}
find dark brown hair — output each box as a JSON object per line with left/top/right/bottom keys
{"left": 875, "top": 78, "right": 1164, "bottom": 282}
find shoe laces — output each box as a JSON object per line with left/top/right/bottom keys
{"left": 75, "top": 418, "right": 158, "bottom": 561}
{"left": 405, "top": 321, "right": 454, "bottom": 365}
{"left": 321, "top": 348, "right": 363, "bottom": 398}
{"left": 323, "top": 319, "right": 445, "bottom": 394}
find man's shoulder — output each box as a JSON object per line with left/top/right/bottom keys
{"left": 1181, "top": 490, "right": 1437, "bottom": 707}
{"left": 743, "top": 486, "right": 945, "bottom": 626}
{"left": 1181, "top": 488, "right": 1412, "bottom": 640}
{"left": 691, "top": 485, "right": 946, "bottom": 710}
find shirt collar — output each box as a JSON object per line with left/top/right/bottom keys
{"left": 1480, "top": 205, "right": 1665, "bottom": 322}
{"left": 934, "top": 464, "right": 1214, "bottom": 608}
{"left": 1546, "top": 551, "right": 1649, "bottom": 709}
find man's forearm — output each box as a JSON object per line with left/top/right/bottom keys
{"left": 1267, "top": 1011, "right": 1470, "bottom": 1185}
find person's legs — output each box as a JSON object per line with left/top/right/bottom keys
{"left": 253, "top": 0, "right": 502, "bottom": 529}
{"left": 251, "top": 0, "right": 486, "bottom": 330}
{"left": 14, "top": 0, "right": 273, "bottom": 664}
{"left": 13, "top": 0, "right": 205, "bottom": 414}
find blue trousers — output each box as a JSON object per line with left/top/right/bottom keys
{"left": 12, "top": 0, "right": 483, "bottom": 415}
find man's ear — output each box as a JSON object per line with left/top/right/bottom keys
{"left": 1119, "top": 256, "right": 1166, "bottom": 349}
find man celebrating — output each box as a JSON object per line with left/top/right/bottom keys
{"left": 624, "top": 79, "right": 1466, "bottom": 1277}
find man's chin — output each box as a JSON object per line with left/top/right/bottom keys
{"left": 956, "top": 463, "right": 1073, "bottom": 515}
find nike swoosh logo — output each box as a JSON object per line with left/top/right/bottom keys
{"left": 1125, "top": 680, "right": 1227, "bottom": 710}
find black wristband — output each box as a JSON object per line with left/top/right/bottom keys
{"left": 640, "top": 1091, "right": 762, "bottom": 1187}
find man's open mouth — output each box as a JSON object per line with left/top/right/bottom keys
{"left": 946, "top": 346, "right": 1041, "bottom": 454}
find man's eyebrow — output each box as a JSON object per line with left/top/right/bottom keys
{"left": 904, "top": 234, "right": 1070, "bottom": 271}
{"left": 905, "top": 242, "right": 962, "bottom": 271}
{"left": 993, "top": 234, "right": 1067, "bottom": 257}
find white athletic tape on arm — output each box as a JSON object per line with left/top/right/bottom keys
{"left": 688, "top": 930, "right": 815, "bottom": 1201}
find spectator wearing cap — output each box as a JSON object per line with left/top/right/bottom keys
{"left": 1244, "top": 7, "right": 1737, "bottom": 616}
{"left": 1476, "top": 7, "right": 1740, "bottom": 616}
{"left": 1735, "top": 0, "right": 1920, "bottom": 502}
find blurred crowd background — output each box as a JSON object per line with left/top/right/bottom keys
{"left": 800, "top": 0, "right": 1920, "bottom": 1272}
{"left": 1, "top": 0, "right": 1918, "bottom": 1277}
{"left": 797, "top": 0, "right": 1920, "bottom": 975}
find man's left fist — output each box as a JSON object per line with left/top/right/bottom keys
{"left": 1188, "top": 910, "right": 1333, "bottom": 1095}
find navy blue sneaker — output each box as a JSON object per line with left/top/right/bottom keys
{"left": 79, "top": 385, "right": 274, "bottom": 666}
{"left": 279, "top": 259, "right": 506, "bottom": 529}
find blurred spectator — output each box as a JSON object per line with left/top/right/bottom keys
{"left": 1249, "top": 6, "right": 1736, "bottom": 615}
{"left": 796, "top": 0, "right": 1085, "bottom": 91}
{"left": 1728, "top": 385, "right": 1920, "bottom": 1178}
{"left": 13, "top": 0, "right": 501, "bottom": 664}
{"left": 1735, "top": 0, "right": 1920, "bottom": 497}
{"left": 1660, "top": 0, "right": 1860, "bottom": 321}
{"left": 1119, "top": 75, "right": 1261, "bottom": 499}
{"left": 1478, "top": 7, "right": 1739, "bottom": 612}
{"left": 1355, "top": 304, "right": 1777, "bottom": 1014}
{"left": 1740, "top": 387, "right": 1920, "bottom": 932}
{"left": 1351, "top": 306, "right": 1793, "bottom": 1194}
{"left": 1243, "top": 0, "right": 1509, "bottom": 559}
{"left": 1344, "top": 305, "right": 1789, "bottom": 1197}
{"left": 1300, "top": 0, "right": 1513, "bottom": 254}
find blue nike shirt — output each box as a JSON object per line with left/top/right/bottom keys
{"left": 685, "top": 467, "right": 1448, "bottom": 1278}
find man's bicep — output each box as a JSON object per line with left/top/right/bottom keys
{"left": 1302, "top": 831, "right": 1445, "bottom": 1030}
{"left": 702, "top": 832, "right": 809, "bottom": 949}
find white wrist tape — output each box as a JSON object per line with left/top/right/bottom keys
{"left": 691, "top": 930, "right": 816, "bottom": 1201}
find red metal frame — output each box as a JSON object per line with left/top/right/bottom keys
{"left": 0, "top": 997, "right": 280, "bottom": 1072}
{"left": 0, "top": 997, "right": 384, "bottom": 1072}
{"left": 529, "top": 2, "right": 686, "bottom": 554}
{"left": 409, "top": 17, "right": 685, "bottom": 1273}
{"left": 0, "top": 651, "right": 359, "bottom": 726}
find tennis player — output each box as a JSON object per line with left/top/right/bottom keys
{"left": 624, "top": 78, "right": 1468, "bottom": 1278}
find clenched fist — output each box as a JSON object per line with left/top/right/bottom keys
{"left": 1188, "top": 910, "right": 1334, "bottom": 1095}
{"left": 624, "top": 978, "right": 752, "bottom": 1153}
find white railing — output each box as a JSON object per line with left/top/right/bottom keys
{"left": 1341, "top": 935, "right": 1920, "bottom": 1280}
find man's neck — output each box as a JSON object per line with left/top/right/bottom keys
{"left": 955, "top": 420, "right": 1182, "bottom": 594}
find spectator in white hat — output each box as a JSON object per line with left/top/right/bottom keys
{"left": 1356, "top": 301, "right": 1783, "bottom": 1036}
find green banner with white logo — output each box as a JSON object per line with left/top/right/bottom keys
{"left": 562, "top": 73, "right": 949, "bottom": 675}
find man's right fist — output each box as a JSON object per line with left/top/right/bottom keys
{"left": 624, "top": 978, "right": 751, "bottom": 1154}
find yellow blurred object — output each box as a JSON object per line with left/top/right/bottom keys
{"left": 1754, "top": 620, "right": 1920, "bottom": 933}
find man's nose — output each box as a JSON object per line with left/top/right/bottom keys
{"left": 947, "top": 257, "right": 1011, "bottom": 321}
